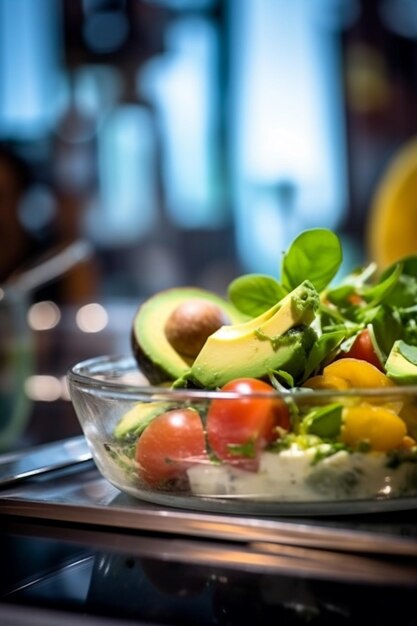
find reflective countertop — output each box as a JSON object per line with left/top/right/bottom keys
{"left": 1, "top": 459, "right": 417, "bottom": 624}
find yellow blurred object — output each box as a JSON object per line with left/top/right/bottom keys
{"left": 367, "top": 136, "right": 417, "bottom": 270}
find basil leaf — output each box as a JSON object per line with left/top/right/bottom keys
{"left": 302, "top": 403, "right": 343, "bottom": 439}
{"left": 228, "top": 274, "right": 286, "bottom": 316}
{"left": 281, "top": 228, "right": 343, "bottom": 293}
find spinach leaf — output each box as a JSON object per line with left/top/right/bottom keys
{"left": 303, "top": 329, "right": 347, "bottom": 380}
{"left": 338, "top": 266, "right": 401, "bottom": 327}
{"left": 398, "top": 306, "right": 417, "bottom": 346}
{"left": 319, "top": 302, "right": 348, "bottom": 326}
{"left": 326, "top": 284, "right": 356, "bottom": 307}
{"left": 367, "top": 306, "right": 402, "bottom": 361}
{"left": 359, "top": 263, "right": 402, "bottom": 306}
{"left": 326, "top": 264, "right": 376, "bottom": 307}
{"left": 281, "top": 228, "right": 342, "bottom": 293}
{"left": 381, "top": 256, "right": 417, "bottom": 307}
{"left": 382, "top": 256, "right": 417, "bottom": 281}
{"left": 228, "top": 274, "right": 286, "bottom": 316}
{"left": 268, "top": 369, "right": 295, "bottom": 389}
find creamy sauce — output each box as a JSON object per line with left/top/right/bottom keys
{"left": 186, "top": 445, "right": 417, "bottom": 501}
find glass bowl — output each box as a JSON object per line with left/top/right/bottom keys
{"left": 0, "top": 289, "right": 33, "bottom": 451}
{"left": 67, "top": 355, "right": 417, "bottom": 516}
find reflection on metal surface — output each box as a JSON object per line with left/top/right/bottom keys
{"left": 2, "top": 465, "right": 417, "bottom": 562}
{"left": 0, "top": 436, "right": 93, "bottom": 487}
{"left": 3, "top": 517, "right": 417, "bottom": 587}
{"left": 2, "top": 554, "right": 94, "bottom": 598}
{"left": 2, "top": 518, "right": 417, "bottom": 624}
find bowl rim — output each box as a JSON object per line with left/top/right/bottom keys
{"left": 67, "top": 354, "right": 417, "bottom": 401}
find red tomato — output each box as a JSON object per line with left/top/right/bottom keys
{"left": 342, "top": 329, "right": 383, "bottom": 370}
{"left": 206, "top": 378, "right": 290, "bottom": 471}
{"left": 135, "top": 408, "right": 206, "bottom": 487}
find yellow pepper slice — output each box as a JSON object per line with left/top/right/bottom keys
{"left": 302, "top": 374, "right": 349, "bottom": 391}
{"left": 342, "top": 404, "right": 406, "bottom": 452}
{"left": 399, "top": 402, "right": 417, "bottom": 440}
{"left": 323, "top": 358, "right": 394, "bottom": 389}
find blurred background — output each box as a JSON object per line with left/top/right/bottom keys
{"left": 1, "top": 0, "right": 417, "bottom": 449}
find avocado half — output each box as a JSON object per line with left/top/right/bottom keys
{"left": 190, "top": 280, "right": 319, "bottom": 388}
{"left": 131, "top": 287, "right": 246, "bottom": 385}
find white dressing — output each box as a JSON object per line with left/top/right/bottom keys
{"left": 187, "top": 445, "right": 417, "bottom": 501}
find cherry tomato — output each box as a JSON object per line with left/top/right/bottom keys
{"left": 206, "top": 378, "right": 290, "bottom": 471}
{"left": 135, "top": 408, "right": 206, "bottom": 487}
{"left": 342, "top": 329, "right": 383, "bottom": 370}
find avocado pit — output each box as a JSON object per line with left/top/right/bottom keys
{"left": 165, "top": 298, "right": 231, "bottom": 359}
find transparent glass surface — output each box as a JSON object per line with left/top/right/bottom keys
{"left": 67, "top": 355, "right": 417, "bottom": 515}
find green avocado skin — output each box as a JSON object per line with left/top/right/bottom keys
{"left": 131, "top": 327, "right": 174, "bottom": 386}
{"left": 386, "top": 340, "right": 417, "bottom": 385}
{"left": 131, "top": 287, "right": 246, "bottom": 385}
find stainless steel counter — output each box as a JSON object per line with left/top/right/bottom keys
{"left": 1, "top": 461, "right": 417, "bottom": 587}
{"left": 2, "top": 460, "right": 417, "bottom": 625}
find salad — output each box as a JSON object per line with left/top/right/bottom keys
{"left": 112, "top": 228, "right": 417, "bottom": 502}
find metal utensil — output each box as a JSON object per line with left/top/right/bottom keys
{"left": 0, "top": 239, "right": 93, "bottom": 451}
{"left": 1, "top": 239, "right": 93, "bottom": 297}
{"left": 0, "top": 435, "right": 93, "bottom": 487}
